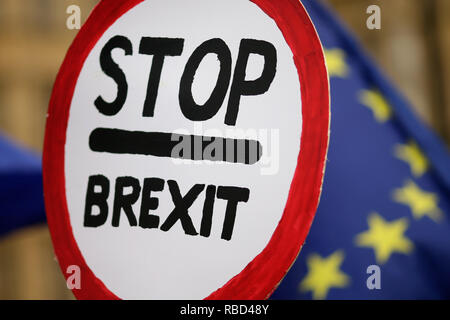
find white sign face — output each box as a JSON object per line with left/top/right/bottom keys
{"left": 44, "top": 0, "right": 330, "bottom": 301}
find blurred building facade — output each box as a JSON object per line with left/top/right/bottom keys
{"left": 0, "top": 0, "right": 97, "bottom": 299}
{"left": 0, "top": 0, "right": 448, "bottom": 299}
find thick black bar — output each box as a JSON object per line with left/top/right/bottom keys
{"left": 89, "top": 128, "right": 263, "bottom": 165}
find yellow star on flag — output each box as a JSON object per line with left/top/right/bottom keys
{"left": 393, "top": 180, "right": 442, "bottom": 222}
{"left": 299, "top": 250, "right": 350, "bottom": 300}
{"left": 359, "top": 90, "right": 392, "bottom": 122}
{"left": 324, "top": 48, "right": 348, "bottom": 78}
{"left": 394, "top": 141, "right": 429, "bottom": 177}
{"left": 355, "top": 213, "right": 413, "bottom": 264}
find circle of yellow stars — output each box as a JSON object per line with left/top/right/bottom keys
{"left": 298, "top": 47, "right": 444, "bottom": 300}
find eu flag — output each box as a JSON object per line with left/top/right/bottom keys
{"left": 0, "top": 134, "right": 46, "bottom": 237}
{"left": 272, "top": 0, "right": 450, "bottom": 299}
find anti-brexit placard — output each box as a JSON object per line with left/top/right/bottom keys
{"left": 43, "top": 0, "right": 330, "bottom": 300}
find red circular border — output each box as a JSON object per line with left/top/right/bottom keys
{"left": 43, "top": 0, "right": 330, "bottom": 300}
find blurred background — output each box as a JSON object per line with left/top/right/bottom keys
{"left": 0, "top": 0, "right": 449, "bottom": 299}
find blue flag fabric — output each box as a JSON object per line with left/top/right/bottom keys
{"left": 272, "top": 0, "right": 450, "bottom": 299}
{"left": 0, "top": 134, "right": 46, "bottom": 236}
